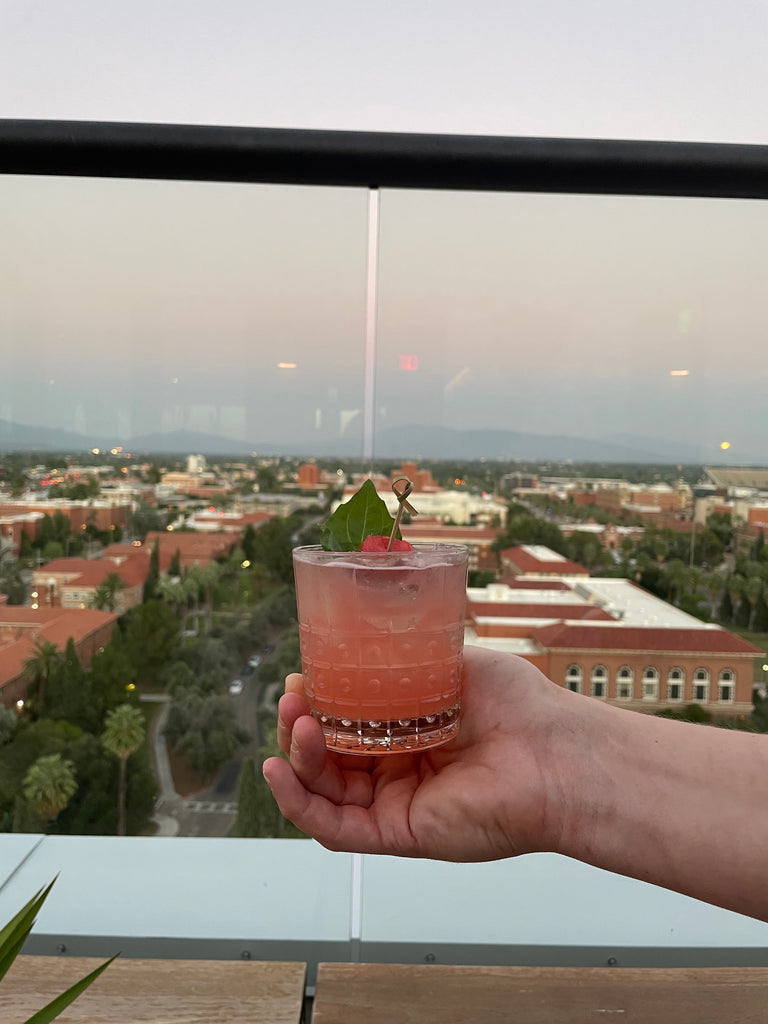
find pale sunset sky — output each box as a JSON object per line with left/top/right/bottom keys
{"left": 1, "top": 1, "right": 768, "bottom": 462}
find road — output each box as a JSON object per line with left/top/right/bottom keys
{"left": 142, "top": 660, "right": 273, "bottom": 837}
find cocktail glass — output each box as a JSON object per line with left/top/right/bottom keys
{"left": 292, "top": 543, "right": 468, "bottom": 754}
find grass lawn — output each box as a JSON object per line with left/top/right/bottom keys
{"left": 726, "top": 626, "right": 768, "bottom": 681}
{"left": 166, "top": 747, "right": 215, "bottom": 798}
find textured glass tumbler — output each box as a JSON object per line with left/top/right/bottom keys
{"left": 293, "top": 543, "right": 468, "bottom": 754}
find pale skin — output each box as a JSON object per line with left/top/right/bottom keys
{"left": 263, "top": 646, "right": 768, "bottom": 922}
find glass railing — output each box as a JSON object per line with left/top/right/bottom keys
{"left": 1, "top": 125, "right": 767, "bottom": 912}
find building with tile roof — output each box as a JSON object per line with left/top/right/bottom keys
{"left": 31, "top": 550, "right": 149, "bottom": 613}
{"left": 0, "top": 605, "right": 118, "bottom": 708}
{"left": 467, "top": 565, "right": 762, "bottom": 717}
{"left": 499, "top": 544, "right": 590, "bottom": 578}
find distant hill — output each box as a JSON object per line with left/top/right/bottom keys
{"left": 0, "top": 418, "right": 759, "bottom": 465}
{"left": 368, "top": 424, "right": 712, "bottom": 464}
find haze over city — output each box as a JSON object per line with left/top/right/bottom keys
{"left": 2, "top": 1, "right": 768, "bottom": 463}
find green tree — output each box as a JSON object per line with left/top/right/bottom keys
{"left": 249, "top": 518, "right": 295, "bottom": 582}
{"left": 91, "top": 571, "right": 126, "bottom": 612}
{"left": 665, "top": 558, "right": 688, "bottom": 606}
{"left": 701, "top": 572, "right": 724, "bottom": 619}
{"left": 90, "top": 633, "right": 137, "bottom": 717}
{"left": 0, "top": 706, "right": 18, "bottom": 746}
{"left": 44, "top": 637, "right": 100, "bottom": 733}
{"left": 751, "top": 529, "right": 765, "bottom": 562}
{"left": 143, "top": 540, "right": 160, "bottom": 602}
{"left": 164, "top": 690, "right": 249, "bottom": 777}
{"left": 21, "top": 752, "right": 77, "bottom": 826}
{"left": 0, "top": 559, "right": 26, "bottom": 604}
{"left": 102, "top": 703, "right": 146, "bottom": 836}
{"left": 744, "top": 576, "right": 765, "bottom": 631}
{"left": 22, "top": 639, "right": 62, "bottom": 718}
{"left": 122, "top": 600, "right": 181, "bottom": 686}
{"left": 233, "top": 756, "right": 262, "bottom": 837}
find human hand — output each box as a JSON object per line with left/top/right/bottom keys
{"left": 262, "top": 646, "right": 578, "bottom": 862}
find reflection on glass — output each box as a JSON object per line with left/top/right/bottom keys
{"left": 0, "top": 176, "right": 370, "bottom": 455}
{"left": 376, "top": 189, "right": 768, "bottom": 464}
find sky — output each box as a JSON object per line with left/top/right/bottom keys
{"left": 2, "top": 1, "right": 768, "bottom": 464}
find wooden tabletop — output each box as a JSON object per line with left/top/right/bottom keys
{"left": 310, "top": 963, "right": 768, "bottom": 1024}
{"left": 4, "top": 956, "right": 307, "bottom": 1024}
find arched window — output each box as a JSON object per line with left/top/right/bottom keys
{"left": 667, "top": 667, "right": 684, "bottom": 702}
{"left": 591, "top": 665, "right": 607, "bottom": 699}
{"left": 693, "top": 668, "right": 710, "bottom": 703}
{"left": 616, "top": 666, "right": 633, "bottom": 701}
{"left": 718, "top": 669, "right": 735, "bottom": 703}
{"left": 565, "top": 664, "right": 582, "bottom": 694}
{"left": 642, "top": 666, "right": 659, "bottom": 702}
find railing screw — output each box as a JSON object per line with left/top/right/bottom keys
{"left": 240, "top": 950, "right": 252, "bottom": 960}
{"left": 56, "top": 944, "right": 67, "bottom": 954}
{"left": 606, "top": 956, "right": 618, "bottom": 966}
{"left": 424, "top": 952, "right": 436, "bottom": 963}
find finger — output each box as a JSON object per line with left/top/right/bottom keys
{"left": 263, "top": 756, "right": 384, "bottom": 854}
{"left": 289, "top": 715, "right": 374, "bottom": 807}
{"left": 285, "top": 672, "right": 305, "bottom": 696}
{"left": 276, "top": 691, "right": 311, "bottom": 755}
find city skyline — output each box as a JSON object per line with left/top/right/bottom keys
{"left": 2, "top": 175, "right": 767, "bottom": 464}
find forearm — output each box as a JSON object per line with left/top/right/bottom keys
{"left": 554, "top": 695, "right": 768, "bottom": 920}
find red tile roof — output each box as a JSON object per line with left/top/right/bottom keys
{"left": 500, "top": 578, "right": 572, "bottom": 591}
{"left": 469, "top": 601, "right": 615, "bottom": 621}
{"left": 0, "top": 607, "right": 118, "bottom": 691}
{"left": 501, "top": 546, "right": 588, "bottom": 575}
{"left": 532, "top": 623, "right": 763, "bottom": 655}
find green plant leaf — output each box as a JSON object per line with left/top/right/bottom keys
{"left": 320, "top": 479, "right": 399, "bottom": 551}
{"left": 0, "top": 880, "right": 56, "bottom": 984}
{"left": 22, "top": 952, "right": 119, "bottom": 1024}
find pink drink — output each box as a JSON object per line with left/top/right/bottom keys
{"left": 293, "top": 543, "right": 468, "bottom": 754}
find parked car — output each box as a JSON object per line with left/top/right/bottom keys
{"left": 247, "top": 654, "right": 262, "bottom": 668}
{"left": 229, "top": 679, "right": 244, "bottom": 696}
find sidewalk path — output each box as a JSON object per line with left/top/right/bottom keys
{"left": 140, "top": 693, "right": 179, "bottom": 836}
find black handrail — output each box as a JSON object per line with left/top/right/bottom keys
{"left": 2, "top": 119, "right": 768, "bottom": 198}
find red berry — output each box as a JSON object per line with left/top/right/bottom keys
{"left": 361, "top": 535, "right": 413, "bottom": 552}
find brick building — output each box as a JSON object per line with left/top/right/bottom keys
{"left": 143, "top": 530, "right": 241, "bottom": 571}
{"left": 466, "top": 563, "right": 762, "bottom": 717}
{"left": 0, "top": 606, "right": 118, "bottom": 709}
{"left": 31, "top": 549, "right": 149, "bottom": 613}
{"left": 499, "top": 545, "right": 590, "bottom": 579}
{"left": 401, "top": 523, "right": 501, "bottom": 572}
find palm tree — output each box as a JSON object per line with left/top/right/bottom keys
{"left": 157, "top": 573, "right": 198, "bottom": 633}
{"left": 22, "top": 639, "right": 61, "bottom": 717}
{"left": 701, "top": 571, "right": 725, "bottom": 619}
{"left": 22, "top": 753, "right": 77, "bottom": 824}
{"left": 744, "top": 575, "right": 764, "bottom": 631}
{"left": 102, "top": 703, "right": 145, "bottom": 836}
{"left": 91, "top": 571, "right": 126, "bottom": 612}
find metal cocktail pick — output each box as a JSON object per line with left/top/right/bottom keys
{"left": 387, "top": 475, "right": 419, "bottom": 550}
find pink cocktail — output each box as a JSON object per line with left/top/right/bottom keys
{"left": 293, "top": 543, "right": 468, "bottom": 754}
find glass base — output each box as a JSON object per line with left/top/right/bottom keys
{"left": 311, "top": 705, "right": 460, "bottom": 754}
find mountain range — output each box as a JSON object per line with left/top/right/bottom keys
{"left": 0, "top": 418, "right": 759, "bottom": 465}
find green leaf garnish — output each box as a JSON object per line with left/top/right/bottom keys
{"left": 320, "top": 479, "right": 400, "bottom": 551}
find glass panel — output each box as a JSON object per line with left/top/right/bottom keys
{"left": 376, "top": 189, "right": 768, "bottom": 461}
{"left": 0, "top": 175, "right": 369, "bottom": 455}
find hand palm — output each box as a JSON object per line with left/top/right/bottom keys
{"left": 263, "top": 647, "right": 560, "bottom": 861}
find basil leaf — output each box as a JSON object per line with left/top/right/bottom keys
{"left": 320, "top": 479, "right": 399, "bottom": 551}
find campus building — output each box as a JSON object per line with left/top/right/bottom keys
{"left": 0, "top": 605, "right": 118, "bottom": 709}
{"left": 467, "top": 550, "right": 761, "bottom": 717}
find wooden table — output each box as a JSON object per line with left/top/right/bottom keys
{"left": 4, "top": 956, "right": 307, "bottom": 1023}
{"left": 310, "top": 963, "right": 768, "bottom": 1024}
